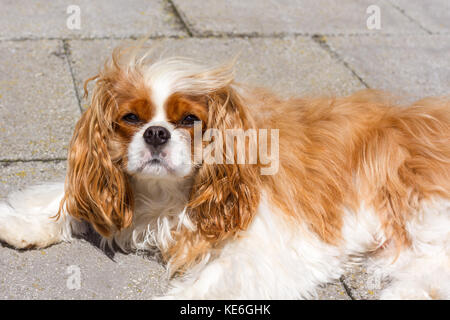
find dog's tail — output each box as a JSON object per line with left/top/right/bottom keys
{"left": 0, "top": 183, "right": 82, "bottom": 249}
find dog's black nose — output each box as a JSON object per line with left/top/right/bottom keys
{"left": 143, "top": 126, "right": 171, "bottom": 147}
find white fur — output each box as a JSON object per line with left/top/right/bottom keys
{"left": 161, "top": 196, "right": 450, "bottom": 299}
{"left": 0, "top": 183, "right": 85, "bottom": 249}
{"left": 144, "top": 57, "right": 234, "bottom": 103}
{"left": 112, "top": 175, "right": 194, "bottom": 254}
{"left": 164, "top": 193, "right": 345, "bottom": 299}
{"left": 367, "top": 198, "right": 450, "bottom": 299}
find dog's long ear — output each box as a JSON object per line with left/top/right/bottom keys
{"left": 58, "top": 66, "right": 134, "bottom": 237}
{"left": 187, "top": 87, "right": 261, "bottom": 242}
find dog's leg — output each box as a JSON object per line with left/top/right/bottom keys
{"left": 0, "top": 182, "right": 81, "bottom": 249}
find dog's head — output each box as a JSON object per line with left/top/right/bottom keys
{"left": 60, "top": 47, "right": 261, "bottom": 239}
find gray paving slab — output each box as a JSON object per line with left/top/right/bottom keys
{"left": 341, "top": 264, "right": 388, "bottom": 300}
{"left": 0, "top": 240, "right": 167, "bottom": 299}
{"left": 172, "top": 0, "right": 425, "bottom": 36}
{"left": 327, "top": 35, "right": 450, "bottom": 100}
{"left": 0, "top": 0, "right": 186, "bottom": 40}
{"left": 1, "top": 234, "right": 350, "bottom": 299}
{"left": 315, "top": 282, "right": 351, "bottom": 300}
{"left": 68, "top": 37, "right": 365, "bottom": 107}
{"left": 0, "top": 160, "right": 168, "bottom": 299}
{"left": 388, "top": 0, "right": 450, "bottom": 34}
{"left": 0, "top": 40, "right": 79, "bottom": 161}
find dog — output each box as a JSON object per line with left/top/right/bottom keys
{"left": 0, "top": 47, "right": 449, "bottom": 299}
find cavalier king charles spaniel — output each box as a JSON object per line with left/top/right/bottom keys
{"left": 0, "top": 47, "right": 449, "bottom": 299}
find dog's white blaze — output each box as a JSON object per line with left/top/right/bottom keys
{"left": 149, "top": 79, "right": 171, "bottom": 122}
{"left": 144, "top": 59, "right": 184, "bottom": 115}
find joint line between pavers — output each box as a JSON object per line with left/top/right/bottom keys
{"left": 386, "top": 1, "right": 433, "bottom": 35}
{"left": 0, "top": 158, "right": 67, "bottom": 164}
{"left": 0, "top": 32, "right": 446, "bottom": 43}
{"left": 167, "top": 0, "right": 194, "bottom": 37}
{"left": 312, "top": 34, "right": 370, "bottom": 89}
{"left": 62, "top": 39, "right": 83, "bottom": 114}
{"left": 0, "top": 35, "right": 189, "bottom": 42}
{"left": 340, "top": 276, "right": 356, "bottom": 300}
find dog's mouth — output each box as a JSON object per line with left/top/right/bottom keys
{"left": 141, "top": 157, "right": 166, "bottom": 169}
{"left": 137, "top": 157, "right": 175, "bottom": 176}
{"left": 148, "top": 158, "right": 162, "bottom": 165}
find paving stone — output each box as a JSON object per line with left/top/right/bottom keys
{"left": 172, "top": 0, "right": 425, "bottom": 36}
{"left": 327, "top": 35, "right": 450, "bottom": 100}
{"left": 0, "top": 0, "right": 186, "bottom": 40}
{"left": 0, "top": 161, "right": 66, "bottom": 200}
{"left": 315, "top": 282, "right": 351, "bottom": 300}
{"left": 388, "top": 0, "right": 450, "bottom": 34}
{"left": 341, "top": 264, "right": 388, "bottom": 300}
{"left": 68, "top": 37, "right": 365, "bottom": 107}
{"left": 67, "top": 39, "right": 130, "bottom": 109}
{"left": 0, "top": 240, "right": 167, "bottom": 299}
{"left": 0, "top": 226, "right": 346, "bottom": 299}
{"left": 0, "top": 40, "right": 79, "bottom": 161}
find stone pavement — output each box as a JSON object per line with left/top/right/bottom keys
{"left": 0, "top": 0, "right": 448, "bottom": 300}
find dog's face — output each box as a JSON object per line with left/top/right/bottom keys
{"left": 119, "top": 94, "right": 207, "bottom": 179}
{"left": 98, "top": 57, "right": 226, "bottom": 181}
{"left": 61, "top": 49, "right": 260, "bottom": 244}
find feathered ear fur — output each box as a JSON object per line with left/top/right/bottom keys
{"left": 167, "top": 82, "right": 262, "bottom": 273}
{"left": 58, "top": 50, "right": 137, "bottom": 237}
{"left": 188, "top": 88, "right": 261, "bottom": 239}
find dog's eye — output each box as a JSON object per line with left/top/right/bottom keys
{"left": 122, "top": 113, "right": 140, "bottom": 124}
{"left": 180, "top": 114, "right": 200, "bottom": 126}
